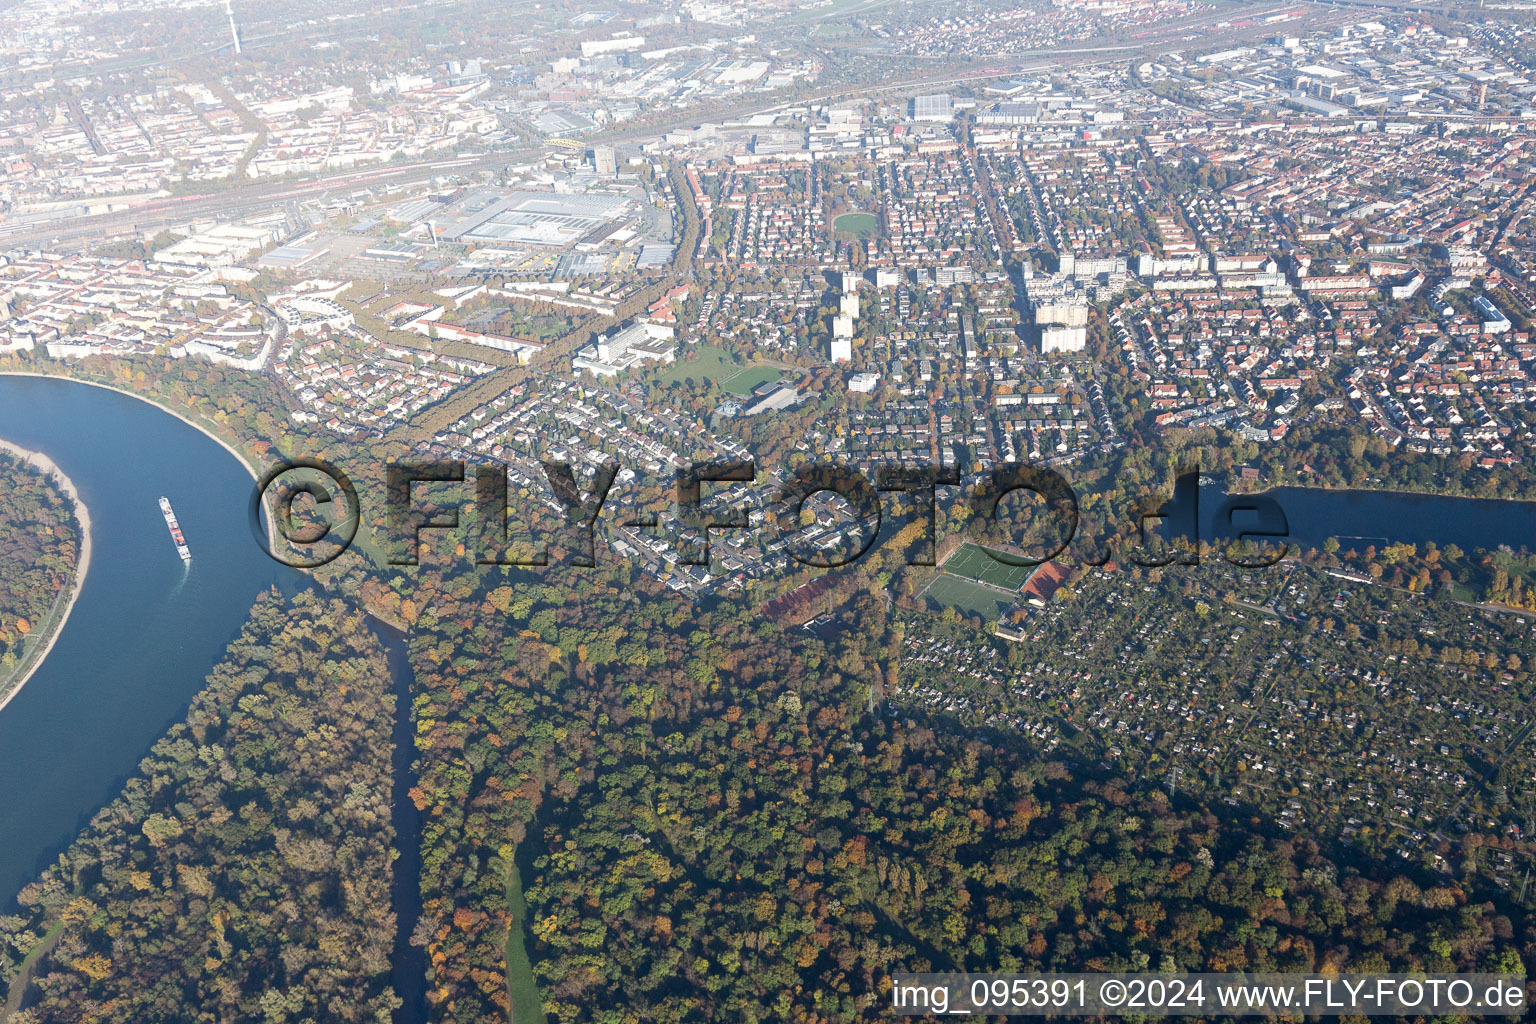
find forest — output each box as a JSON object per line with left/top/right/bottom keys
{"left": 388, "top": 547, "right": 1532, "bottom": 1024}
{"left": 2, "top": 359, "right": 1535, "bottom": 1023}
{"left": 0, "top": 448, "right": 82, "bottom": 689}
{"left": 0, "top": 591, "right": 400, "bottom": 1024}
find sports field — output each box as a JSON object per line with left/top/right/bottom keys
{"left": 721, "top": 365, "right": 784, "bottom": 395}
{"left": 940, "top": 542, "right": 1033, "bottom": 591}
{"left": 922, "top": 574, "right": 1016, "bottom": 619}
{"left": 656, "top": 344, "right": 784, "bottom": 395}
{"left": 833, "top": 212, "right": 877, "bottom": 239}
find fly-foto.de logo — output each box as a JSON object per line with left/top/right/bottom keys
{"left": 250, "top": 458, "right": 1291, "bottom": 571}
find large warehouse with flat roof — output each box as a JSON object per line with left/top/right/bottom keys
{"left": 431, "top": 188, "right": 635, "bottom": 247}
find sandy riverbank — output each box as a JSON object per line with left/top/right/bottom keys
{"left": 0, "top": 438, "right": 93, "bottom": 715}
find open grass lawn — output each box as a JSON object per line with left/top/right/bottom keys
{"left": 833, "top": 212, "right": 877, "bottom": 239}
{"left": 940, "top": 541, "right": 1033, "bottom": 591}
{"left": 657, "top": 344, "right": 783, "bottom": 395}
{"left": 654, "top": 344, "right": 736, "bottom": 387}
{"left": 504, "top": 861, "right": 547, "bottom": 1024}
{"left": 922, "top": 573, "right": 1016, "bottom": 619}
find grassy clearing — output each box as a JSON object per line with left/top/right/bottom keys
{"left": 833, "top": 212, "right": 877, "bottom": 239}
{"left": 656, "top": 344, "right": 783, "bottom": 395}
{"left": 655, "top": 344, "right": 735, "bottom": 385}
{"left": 2, "top": 919, "right": 65, "bottom": 1018}
{"left": 504, "top": 861, "right": 546, "bottom": 1024}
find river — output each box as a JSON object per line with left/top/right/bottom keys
{"left": 376, "top": 620, "right": 429, "bottom": 1024}
{"left": 1212, "top": 485, "right": 1536, "bottom": 555}
{"left": 0, "top": 375, "right": 426, "bottom": 1024}
{"left": 0, "top": 375, "right": 301, "bottom": 903}
{"left": 11, "top": 371, "right": 1532, "bottom": 1021}
{"left": 1150, "top": 473, "right": 1536, "bottom": 557}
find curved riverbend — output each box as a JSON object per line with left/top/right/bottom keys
{"left": 0, "top": 439, "right": 93, "bottom": 715}
{"left": 0, "top": 374, "right": 300, "bottom": 906}
{"left": 0, "top": 375, "right": 430, "bottom": 1024}
{"left": 0, "top": 371, "right": 263, "bottom": 483}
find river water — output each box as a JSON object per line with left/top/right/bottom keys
{"left": 0, "top": 375, "right": 300, "bottom": 902}
{"left": 6, "top": 372, "right": 1534, "bottom": 1022}
{"left": 1147, "top": 473, "right": 1536, "bottom": 557}
{"left": 0, "top": 375, "right": 426, "bottom": 1024}
{"left": 1210, "top": 485, "right": 1536, "bottom": 555}
{"left": 376, "top": 621, "right": 429, "bottom": 1024}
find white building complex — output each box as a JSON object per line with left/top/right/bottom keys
{"left": 573, "top": 320, "right": 676, "bottom": 376}
{"left": 275, "top": 297, "right": 354, "bottom": 337}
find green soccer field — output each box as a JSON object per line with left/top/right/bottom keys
{"left": 720, "top": 364, "right": 784, "bottom": 396}
{"left": 832, "top": 212, "right": 877, "bottom": 239}
{"left": 921, "top": 573, "right": 1016, "bottom": 619}
{"left": 656, "top": 345, "right": 784, "bottom": 395}
{"left": 940, "top": 542, "right": 1033, "bottom": 591}
{"left": 655, "top": 344, "right": 736, "bottom": 386}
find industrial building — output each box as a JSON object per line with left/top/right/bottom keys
{"left": 430, "top": 188, "right": 636, "bottom": 247}
{"left": 911, "top": 94, "right": 953, "bottom": 121}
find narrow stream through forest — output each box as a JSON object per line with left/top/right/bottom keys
{"left": 374, "top": 621, "right": 429, "bottom": 1024}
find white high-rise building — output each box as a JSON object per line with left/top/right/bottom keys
{"left": 831, "top": 336, "right": 852, "bottom": 363}
{"left": 1040, "top": 325, "right": 1087, "bottom": 354}
{"left": 840, "top": 292, "right": 859, "bottom": 319}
